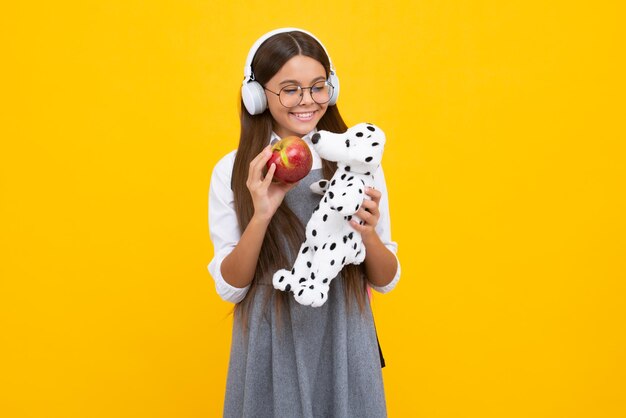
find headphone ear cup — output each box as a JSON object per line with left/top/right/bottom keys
{"left": 328, "top": 73, "right": 340, "bottom": 106}
{"left": 241, "top": 81, "right": 267, "bottom": 115}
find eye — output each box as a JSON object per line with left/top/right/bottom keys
{"left": 311, "top": 82, "right": 327, "bottom": 93}
{"left": 282, "top": 85, "right": 300, "bottom": 95}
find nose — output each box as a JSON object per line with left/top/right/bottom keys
{"left": 300, "top": 87, "right": 315, "bottom": 105}
{"left": 311, "top": 133, "right": 320, "bottom": 144}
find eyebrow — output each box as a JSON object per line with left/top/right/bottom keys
{"left": 279, "top": 76, "right": 326, "bottom": 86}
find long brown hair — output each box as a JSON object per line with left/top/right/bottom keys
{"left": 230, "top": 31, "right": 368, "bottom": 335}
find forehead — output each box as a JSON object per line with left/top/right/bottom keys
{"left": 269, "top": 55, "right": 326, "bottom": 85}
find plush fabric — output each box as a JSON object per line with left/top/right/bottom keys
{"left": 273, "top": 122, "right": 386, "bottom": 307}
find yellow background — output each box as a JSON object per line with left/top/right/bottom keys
{"left": 1, "top": 1, "right": 625, "bottom": 417}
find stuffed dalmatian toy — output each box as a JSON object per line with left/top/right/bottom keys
{"left": 272, "top": 122, "right": 386, "bottom": 307}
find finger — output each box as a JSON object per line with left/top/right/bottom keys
{"left": 365, "top": 187, "right": 382, "bottom": 202}
{"left": 360, "top": 198, "right": 380, "bottom": 216}
{"left": 257, "top": 147, "right": 274, "bottom": 173}
{"left": 249, "top": 146, "right": 273, "bottom": 183}
{"left": 249, "top": 144, "right": 272, "bottom": 168}
{"left": 262, "top": 162, "right": 276, "bottom": 186}
{"left": 247, "top": 147, "right": 268, "bottom": 183}
{"left": 349, "top": 218, "right": 367, "bottom": 232}
{"left": 356, "top": 208, "right": 374, "bottom": 224}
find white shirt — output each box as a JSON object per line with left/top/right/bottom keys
{"left": 207, "top": 129, "right": 401, "bottom": 303}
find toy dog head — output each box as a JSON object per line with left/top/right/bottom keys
{"left": 311, "top": 122, "right": 386, "bottom": 174}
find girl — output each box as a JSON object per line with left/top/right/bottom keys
{"left": 208, "top": 28, "right": 401, "bottom": 418}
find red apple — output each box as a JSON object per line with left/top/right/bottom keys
{"left": 266, "top": 136, "right": 313, "bottom": 183}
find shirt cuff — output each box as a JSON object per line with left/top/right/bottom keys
{"left": 367, "top": 250, "right": 401, "bottom": 294}
{"left": 208, "top": 248, "right": 250, "bottom": 303}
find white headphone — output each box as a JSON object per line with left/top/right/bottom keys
{"left": 241, "top": 27, "right": 340, "bottom": 115}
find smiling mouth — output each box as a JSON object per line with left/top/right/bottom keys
{"left": 290, "top": 111, "right": 316, "bottom": 121}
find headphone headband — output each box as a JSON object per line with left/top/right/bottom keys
{"left": 242, "top": 27, "right": 336, "bottom": 85}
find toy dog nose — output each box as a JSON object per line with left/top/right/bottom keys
{"left": 311, "top": 133, "right": 320, "bottom": 144}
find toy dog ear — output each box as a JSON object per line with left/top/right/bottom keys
{"left": 310, "top": 179, "right": 330, "bottom": 195}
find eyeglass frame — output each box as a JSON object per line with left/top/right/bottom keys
{"left": 263, "top": 80, "right": 335, "bottom": 108}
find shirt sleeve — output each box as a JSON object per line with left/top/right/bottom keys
{"left": 207, "top": 151, "right": 250, "bottom": 303}
{"left": 367, "top": 164, "right": 401, "bottom": 294}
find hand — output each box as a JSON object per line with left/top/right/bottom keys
{"left": 246, "top": 145, "right": 299, "bottom": 222}
{"left": 350, "top": 187, "right": 382, "bottom": 245}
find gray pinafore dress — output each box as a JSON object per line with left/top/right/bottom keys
{"left": 223, "top": 168, "right": 387, "bottom": 418}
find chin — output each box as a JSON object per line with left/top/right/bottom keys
{"left": 294, "top": 124, "right": 316, "bottom": 135}
{"left": 281, "top": 122, "right": 313, "bottom": 137}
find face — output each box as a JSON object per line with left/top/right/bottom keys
{"left": 264, "top": 55, "right": 329, "bottom": 139}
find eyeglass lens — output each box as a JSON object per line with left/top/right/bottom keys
{"left": 279, "top": 81, "right": 333, "bottom": 107}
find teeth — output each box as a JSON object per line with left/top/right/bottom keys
{"left": 292, "top": 112, "right": 314, "bottom": 119}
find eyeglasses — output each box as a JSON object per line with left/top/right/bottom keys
{"left": 264, "top": 80, "right": 334, "bottom": 108}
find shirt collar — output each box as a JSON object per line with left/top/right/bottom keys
{"left": 269, "top": 127, "right": 318, "bottom": 146}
